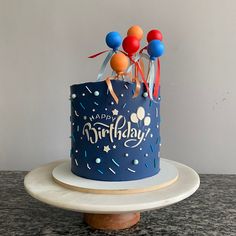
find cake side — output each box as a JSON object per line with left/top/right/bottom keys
{"left": 70, "top": 80, "right": 161, "bottom": 181}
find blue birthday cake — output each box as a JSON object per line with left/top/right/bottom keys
{"left": 70, "top": 26, "right": 164, "bottom": 181}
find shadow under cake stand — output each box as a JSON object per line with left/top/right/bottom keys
{"left": 24, "top": 158, "right": 200, "bottom": 230}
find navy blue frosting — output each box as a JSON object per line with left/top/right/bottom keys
{"left": 70, "top": 80, "right": 161, "bottom": 181}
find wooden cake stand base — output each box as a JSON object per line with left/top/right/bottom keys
{"left": 24, "top": 159, "right": 200, "bottom": 231}
{"left": 84, "top": 212, "right": 140, "bottom": 230}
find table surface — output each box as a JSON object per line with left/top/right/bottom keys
{"left": 0, "top": 172, "right": 235, "bottom": 236}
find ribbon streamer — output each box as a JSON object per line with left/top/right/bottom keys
{"left": 89, "top": 50, "right": 115, "bottom": 81}
{"left": 106, "top": 72, "right": 132, "bottom": 104}
{"left": 125, "top": 52, "right": 150, "bottom": 98}
{"left": 88, "top": 50, "right": 109, "bottom": 58}
{"left": 153, "top": 58, "right": 160, "bottom": 98}
{"left": 132, "top": 76, "right": 141, "bottom": 98}
{"left": 106, "top": 77, "right": 119, "bottom": 104}
{"left": 147, "top": 60, "right": 155, "bottom": 101}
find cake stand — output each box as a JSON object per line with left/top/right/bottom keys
{"left": 24, "top": 159, "right": 200, "bottom": 230}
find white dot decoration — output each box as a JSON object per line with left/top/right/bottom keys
{"left": 145, "top": 153, "right": 149, "bottom": 157}
{"left": 105, "top": 108, "right": 108, "bottom": 111}
{"left": 71, "top": 94, "right": 76, "bottom": 99}
{"left": 83, "top": 116, "right": 87, "bottom": 120}
{"left": 121, "top": 94, "right": 124, "bottom": 97}
{"left": 94, "top": 91, "right": 99, "bottom": 96}
{"left": 150, "top": 134, "right": 153, "bottom": 138}
{"left": 139, "top": 147, "right": 142, "bottom": 151}
{"left": 143, "top": 92, "right": 148, "bottom": 98}
{"left": 92, "top": 109, "right": 95, "bottom": 112}
{"left": 111, "top": 101, "right": 114, "bottom": 105}
{"left": 82, "top": 93, "right": 85, "bottom": 96}
{"left": 159, "top": 143, "right": 162, "bottom": 146}
{"left": 157, "top": 124, "right": 159, "bottom": 128}
{"left": 125, "top": 153, "right": 129, "bottom": 157}
{"left": 158, "top": 96, "right": 161, "bottom": 101}
{"left": 97, "top": 146, "right": 99, "bottom": 148}
{"left": 75, "top": 150, "right": 78, "bottom": 153}
{"left": 133, "top": 159, "right": 139, "bottom": 165}
{"left": 95, "top": 158, "right": 101, "bottom": 164}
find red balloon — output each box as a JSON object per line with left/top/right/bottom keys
{"left": 122, "top": 36, "right": 140, "bottom": 55}
{"left": 147, "top": 29, "right": 163, "bottom": 42}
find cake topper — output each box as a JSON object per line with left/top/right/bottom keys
{"left": 127, "top": 25, "right": 143, "bottom": 41}
{"left": 89, "top": 31, "right": 122, "bottom": 81}
{"left": 89, "top": 26, "right": 165, "bottom": 103}
{"left": 147, "top": 29, "right": 163, "bottom": 42}
{"left": 146, "top": 39, "right": 165, "bottom": 100}
{"left": 106, "top": 52, "right": 130, "bottom": 104}
{"left": 122, "top": 35, "right": 140, "bottom": 57}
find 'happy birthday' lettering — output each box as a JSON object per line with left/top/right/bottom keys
{"left": 82, "top": 115, "right": 150, "bottom": 148}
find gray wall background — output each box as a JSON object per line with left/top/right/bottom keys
{"left": 0, "top": 0, "right": 236, "bottom": 173}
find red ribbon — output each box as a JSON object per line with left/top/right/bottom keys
{"left": 153, "top": 58, "right": 160, "bottom": 98}
{"left": 119, "top": 50, "right": 151, "bottom": 98}
{"left": 88, "top": 50, "right": 110, "bottom": 58}
{"left": 139, "top": 46, "right": 147, "bottom": 54}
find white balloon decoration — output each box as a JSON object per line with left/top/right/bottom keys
{"left": 144, "top": 116, "right": 151, "bottom": 126}
{"left": 130, "top": 113, "right": 138, "bottom": 123}
{"left": 137, "top": 106, "right": 145, "bottom": 120}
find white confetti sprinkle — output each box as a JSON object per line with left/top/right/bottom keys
{"left": 87, "top": 163, "right": 91, "bottom": 169}
{"left": 75, "top": 159, "right": 78, "bottom": 166}
{"left": 85, "top": 86, "right": 92, "bottom": 93}
{"left": 109, "top": 167, "right": 116, "bottom": 174}
{"left": 128, "top": 168, "right": 135, "bottom": 173}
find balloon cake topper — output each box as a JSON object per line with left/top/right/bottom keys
{"left": 88, "top": 25, "right": 165, "bottom": 104}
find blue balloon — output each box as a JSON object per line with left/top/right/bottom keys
{"left": 105, "top": 32, "right": 122, "bottom": 50}
{"left": 147, "top": 40, "right": 165, "bottom": 60}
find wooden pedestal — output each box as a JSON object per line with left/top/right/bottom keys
{"left": 83, "top": 212, "right": 141, "bottom": 230}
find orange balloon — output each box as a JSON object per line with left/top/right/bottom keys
{"left": 127, "top": 25, "right": 143, "bottom": 41}
{"left": 110, "top": 53, "right": 129, "bottom": 73}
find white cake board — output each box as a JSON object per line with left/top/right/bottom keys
{"left": 24, "top": 158, "right": 200, "bottom": 214}
{"left": 52, "top": 160, "right": 178, "bottom": 194}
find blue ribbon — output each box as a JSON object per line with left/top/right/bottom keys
{"left": 97, "top": 50, "right": 114, "bottom": 81}
{"left": 148, "top": 60, "right": 155, "bottom": 101}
